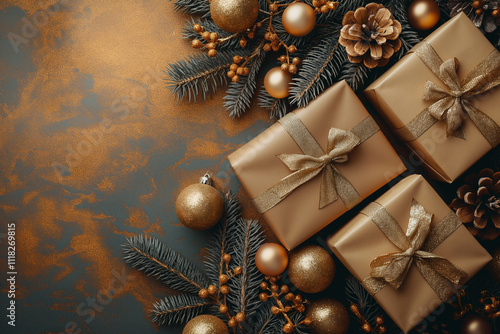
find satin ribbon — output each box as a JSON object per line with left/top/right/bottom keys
{"left": 395, "top": 42, "right": 500, "bottom": 147}
{"left": 253, "top": 113, "right": 379, "bottom": 213}
{"left": 362, "top": 199, "right": 468, "bottom": 302}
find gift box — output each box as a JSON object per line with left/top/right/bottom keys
{"left": 228, "top": 81, "right": 405, "bottom": 250}
{"left": 328, "top": 175, "right": 492, "bottom": 333}
{"left": 365, "top": 13, "right": 500, "bottom": 183}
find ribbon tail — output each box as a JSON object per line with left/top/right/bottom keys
{"left": 415, "top": 258, "right": 463, "bottom": 302}
{"left": 319, "top": 165, "right": 338, "bottom": 209}
{"left": 332, "top": 166, "right": 361, "bottom": 210}
{"left": 276, "top": 166, "right": 324, "bottom": 199}
{"left": 449, "top": 125, "right": 466, "bottom": 140}
{"left": 417, "top": 252, "right": 468, "bottom": 285}
{"left": 465, "top": 103, "right": 500, "bottom": 147}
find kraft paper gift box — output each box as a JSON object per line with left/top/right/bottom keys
{"left": 365, "top": 13, "right": 500, "bottom": 183}
{"left": 328, "top": 175, "right": 492, "bottom": 333}
{"left": 228, "top": 80, "right": 405, "bottom": 250}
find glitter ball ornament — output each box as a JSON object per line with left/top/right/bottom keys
{"left": 287, "top": 245, "right": 335, "bottom": 293}
{"left": 210, "top": 0, "right": 260, "bottom": 33}
{"left": 306, "top": 299, "right": 350, "bottom": 334}
{"left": 175, "top": 173, "right": 224, "bottom": 230}
{"left": 282, "top": 2, "right": 317, "bottom": 37}
{"left": 255, "top": 243, "right": 289, "bottom": 276}
{"left": 460, "top": 313, "right": 492, "bottom": 334}
{"left": 264, "top": 67, "right": 293, "bottom": 99}
{"left": 183, "top": 314, "right": 229, "bottom": 334}
{"left": 408, "top": 0, "right": 441, "bottom": 31}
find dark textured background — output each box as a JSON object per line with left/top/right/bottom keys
{"left": 1, "top": 1, "right": 499, "bottom": 334}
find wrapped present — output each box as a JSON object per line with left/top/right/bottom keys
{"left": 328, "top": 175, "right": 492, "bottom": 333}
{"left": 228, "top": 81, "right": 405, "bottom": 250}
{"left": 365, "top": 13, "right": 500, "bottom": 183}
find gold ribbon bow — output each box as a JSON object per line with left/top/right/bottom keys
{"left": 276, "top": 128, "right": 360, "bottom": 209}
{"left": 362, "top": 200, "right": 468, "bottom": 302}
{"left": 253, "top": 113, "right": 380, "bottom": 213}
{"left": 395, "top": 42, "right": 500, "bottom": 147}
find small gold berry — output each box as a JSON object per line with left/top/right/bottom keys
{"left": 269, "top": 3, "right": 278, "bottom": 12}
{"left": 242, "top": 67, "right": 250, "bottom": 76}
{"left": 289, "top": 45, "right": 297, "bottom": 53}
{"left": 283, "top": 323, "right": 294, "bottom": 333}
{"left": 272, "top": 43, "right": 280, "bottom": 51}
{"left": 285, "top": 293, "right": 294, "bottom": 301}
{"left": 193, "top": 24, "right": 203, "bottom": 33}
{"left": 278, "top": 55, "right": 287, "bottom": 63}
{"left": 375, "top": 316, "right": 384, "bottom": 325}
{"left": 219, "top": 304, "right": 229, "bottom": 314}
{"left": 281, "top": 63, "right": 289, "bottom": 72}
{"left": 247, "top": 31, "right": 255, "bottom": 39}
{"left": 208, "top": 285, "right": 217, "bottom": 295}
{"left": 263, "top": 43, "right": 272, "bottom": 52}
{"left": 271, "top": 306, "right": 280, "bottom": 315}
{"left": 201, "top": 31, "right": 211, "bottom": 41}
{"left": 321, "top": 5, "right": 329, "bottom": 13}
{"left": 288, "top": 64, "right": 297, "bottom": 74}
{"left": 207, "top": 49, "right": 217, "bottom": 57}
{"left": 303, "top": 318, "right": 312, "bottom": 326}
{"left": 240, "top": 37, "right": 247, "bottom": 48}
{"left": 271, "top": 284, "right": 280, "bottom": 293}
{"left": 236, "top": 67, "right": 244, "bottom": 75}
{"left": 235, "top": 312, "right": 246, "bottom": 322}
{"left": 259, "top": 292, "right": 269, "bottom": 301}
{"left": 379, "top": 326, "right": 387, "bottom": 333}
{"left": 219, "top": 274, "right": 229, "bottom": 284}
{"left": 292, "top": 57, "right": 301, "bottom": 65}
{"left": 296, "top": 304, "right": 305, "bottom": 313}
{"left": 260, "top": 282, "right": 269, "bottom": 290}
{"left": 294, "top": 295, "right": 303, "bottom": 303}
{"left": 234, "top": 266, "right": 242, "bottom": 275}
{"left": 264, "top": 32, "right": 272, "bottom": 40}
{"left": 220, "top": 285, "right": 230, "bottom": 294}
{"left": 227, "top": 70, "right": 236, "bottom": 78}
{"left": 210, "top": 32, "right": 219, "bottom": 41}
{"left": 281, "top": 285, "right": 289, "bottom": 294}
{"left": 233, "top": 55, "right": 242, "bottom": 64}
{"left": 206, "top": 42, "right": 216, "bottom": 50}
{"left": 198, "top": 289, "right": 208, "bottom": 298}
{"left": 192, "top": 39, "right": 203, "bottom": 48}
{"left": 362, "top": 322, "right": 371, "bottom": 333}
{"left": 228, "top": 318, "right": 237, "bottom": 327}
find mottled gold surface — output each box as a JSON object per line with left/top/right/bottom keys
{"left": 288, "top": 245, "right": 335, "bottom": 293}
{"left": 282, "top": 2, "right": 317, "bottom": 37}
{"left": 263, "top": 67, "right": 292, "bottom": 99}
{"left": 175, "top": 183, "right": 224, "bottom": 230}
{"left": 182, "top": 315, "right": 229, "bottom": 334}
{"left": 210, "top": 0, "right": 259, "bottom": 33}
{"left": 255, "top": 242, "right": 289, "bottom": 276}
{"left": 305, "top": 299, "right": 350, "bottom": 334}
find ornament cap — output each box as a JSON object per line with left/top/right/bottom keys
{"left": 199, "top": 172, "right": 212, "bottom": 185}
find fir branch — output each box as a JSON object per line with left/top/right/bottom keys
{"left": 151, "top": 294, "right": 212, "bottom": 326}
{"left": 345, "top": 275, "right": 383, "bottom": 332}
{"left": 227, "top": 219, "right": 266, "bottom": 318}
{"left": 250, "top": 303, "right": 282, "bottom": 334}
{"left": 171, "top": 0, "right": 211, "bottom": 18}
{"left": 339, "top": 61, "right": 370, "bottom": 92}
{"left": 182, "top": 18, "right": 242, "bottom": 51}
{"left": 204, "top": 193, "right": 241, "bottom": 285}
{"left": 123, "top": 235, "right": 209, "bottom": 294}
{"left": 257, "top": 89, "right": 288, "bottom": 119}
{"left": 165, "top": 50, "right": 241, "bottom": 102}
{"left": 223, "top": 44, "right": 267, "bottom": 117}
{"left": 290, "top": 30, "right": 346, "bottom": 107}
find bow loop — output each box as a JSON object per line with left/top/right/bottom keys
{"left": 368, "top": 199, "right": 467, "bottom": 296}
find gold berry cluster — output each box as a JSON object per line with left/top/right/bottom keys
{"left": 278, "top": 55, "right": 300, "bottom": 74}
{"left": 350, "top": 303, "right": 387, "bottom": 334}
{"left": 479, "top": 290, "right": 500, "bottom": 320}
{"left": 198, "top": 253, "right": 245, "bottom": 331}
{"left": 227, "top": 55, "right": 250, "bottom": 83}
{"left": 471, "top": 0, "right": 500, "bottom": 18}
{"left": 259, "top": 276, "right": 311, "bottom": 334}
{"left": 312, "top": 0, "right": 339, "bottom": 13}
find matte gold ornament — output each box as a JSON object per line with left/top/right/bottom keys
{"left": 282, "top": 2, "right": 317, "bottom": 37}
{"left": 460, "top": 313, "right": 492, "bottom": 334}
{"left": 210, "top": 0, "right": 260, "bottom": 33}
{"left": 183, "top": 314, "right": 229, "bottom": 334}
{"left": 264, "top": 67, "right": 293, "bottom": 99}
{"left": 306, "top": 299, "right": 350, "bottom": 334}
{"left": 175, "top": 173, "right": 224, "bottom": 230}
{"left": 408, "top": 0, "right": 441, "bottom": 31}
{"left": 255, "top": 243, "right": 289, "bottom": 276}
{"left": 287, "top": 245, "right": 335, "bottom": 293}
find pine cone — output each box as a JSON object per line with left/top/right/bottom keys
{"left": 339, "top": 3, "right": 402, "bottom": 69}
{"left": 451, "top": 168, "right": 500, "bottom": 240}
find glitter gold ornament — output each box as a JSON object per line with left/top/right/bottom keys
{"left": 182, "top": 314, "right": 229, "bottom": 334}
{"left": 287, "top": 245, "right": 335, "bottom": 293}
{"left": 282, "top": 2, "right": 317, "bottom": 37}
{"left": 210, "top": 0, "right": 260, "bottom": 33}
{"left": 460, "top": 313, "right": 492, "bottom": 334}
{"left": 255, "top": 243, "right": 289, "bottom": 276}
{"left": 175, "top": 173, "right": 224, "bottom": 230}
{"left": 408, "top": 0, "right": 441, "bottom": 31}
{"left": 264, "top": 67, "right": 293, "bottom": 99}
{"left": 306, "top": 299, "right": 350, "bottom": 334}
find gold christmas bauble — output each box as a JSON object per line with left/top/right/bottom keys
{"left": 306, "top": 299, "right": 350, "bottom": 334}
{"left": 282, "top": 2, "right": 317, "bottom": 37}
{"left": 460, "top": 314, "right": 492, "bottom": 334}
{"left": 487, "top": 248, "right": 500, "bottom": 282}
{"left": 175, "top": 179, "right": 224, "bottom": 231}
{"left": 287, "top": 245, "right": 335, "bottom": 293}
{"left": 210, "top": 0, "right": 259, "bottom": 33}
{"left": 264, "top": 67, "right": 293, "bottom": 99}
{"left": 255, "top": 243, "right": 289, "bottom": 276}
{"left": 183, "top": 315, "right": 229, "bottom": 334}
{"left": 407, "top": 0, "right": 440, "bottom": 31}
